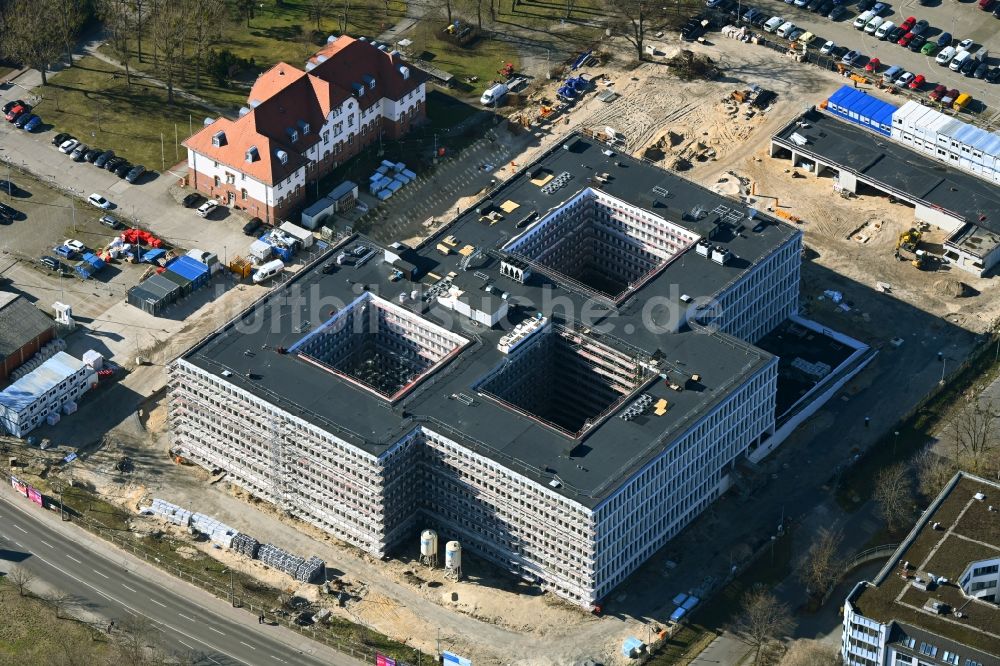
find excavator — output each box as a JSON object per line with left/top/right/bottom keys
{"left": 896, "top": 228, "right": 925, "bottom": 269}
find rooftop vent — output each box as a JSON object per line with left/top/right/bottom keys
{"left": 238, "top": 106, "right": 251, "bottom": 117}
{"left": 203, "top": 117, "right": 215, "bottom": 127}
{"left": 316, "top": 54, "right": 328, "bottom": 63}
{"left": 305, "top": 62, "right": 317, "bottom": 72}
{"left": 695, "top": 239, "right": 711, "bottom": 257}
{"left": 211, "top": 130, "right": 227, "bottom": 147}
{"left": 326, "top": 35, "right": 336, "bottom": 43}
{"left": 710, "top": 246, "right": 732, "bottom": 265}
{"left": 275, "top": 149, "right": 289, "bottom": 165}
{"left": 245, "top": 146, "right": 259, "bottom": 163}
{"left": 390, "top": 49, "right": 401, "bottom": 58}
{"left": 297, "top": 119, "right": 311, "bottom": 135}
{"left": 249, "top": 99, "right": 262, "bottom": 108}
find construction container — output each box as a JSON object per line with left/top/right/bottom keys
{"left": 825, "top": 85, "right": 896, "bottom": 137}
{"left": 161, "top": 268, "right": 194, "bottom": 297}
{"left": 166, "top": 255, "right": 211, "bottom": 290}
{"left": 229, "top": 256, "right": 253, "bottom": 279}
{"left": 81, "top": 350, "right": 103, "bottom": 370}
{"left": 127, "top": 273, "right": 181, "bottom": 316}
{"left": 278, "top": 222, "right": 314, "bottom": 249}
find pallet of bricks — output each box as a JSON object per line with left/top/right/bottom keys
{"left": 257, "top": 544, "right": 326, "bottom": 583}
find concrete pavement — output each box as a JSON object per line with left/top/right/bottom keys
{"left": 0, "top": 485, "right": 365, "bottom": 666}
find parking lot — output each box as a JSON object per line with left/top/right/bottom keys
{"left": 725, "top": 0, "right": 1000, "bottom": 118}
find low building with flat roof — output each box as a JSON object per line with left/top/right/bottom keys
{"left": 0, "top": 292, "right": 55, "bottom": 383}
{"left": 0, "top": 351, "right": 96, "bottom": 437}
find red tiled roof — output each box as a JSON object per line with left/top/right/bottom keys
{"left": 184, "top": 37, "right": 423, "bottom": 186}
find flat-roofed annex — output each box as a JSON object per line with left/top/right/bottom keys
{"left": 502, "top": 187, "right": 699, "bottom": 303}
{"left": 288, "top": 291, "right": 470, "bottom": 402}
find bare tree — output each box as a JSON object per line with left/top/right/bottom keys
{"left": 113, "top": 614, "right": 164, "bottom": 666}
{"left": 133, "top": 0, "right": 147, "bottom": 63}
{"left": 7, "top": 566, "right": 35, "bottom": 596}
{"left": 98, "top": 0, "right": 134, "bottom": 86}
{"left": 56, "top": 0, "right": 86, "bottom": 66}
{"left": 187, "top": 0, "right": 226, "bottom": 90}
{"left": 798, "top": 527, "right": 844, "bottom": 599}
{"left": 912, "top": 445, "right": 959, "bottom": 501}
{"left": 149, "top": 0, "right": 188, "bottom": 103}
{"left": 1, "top": 0, "right": 64, "bottom": 84}
{"left": 44, "top": 590, "right": 77, "bottom": 619}
{"left": 874, "top": 462, "right": 913, "bottom": 532}
{"left": 949, "top": 399, "right": 1000, "bottom": 475}
{"left": 780, "top": 639, "right": 843, "bottom": 666}
{"left": 731, "top": 585, "right": 795, "bottom": 666}
{"left": 607, "top": 0, "right": 668, "bottom": 62}
{"left": 306, "top": 0, "right": 335, "bottom": 31}
{"left": 339, "top": 0, "right": 353, "bottom": 33}
{"left": 235, "top": 0, "right": 257, "bottom": 28}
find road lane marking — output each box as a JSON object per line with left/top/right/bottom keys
{"left": 40, "top": 539, "right": 54, "bottom": 548}
{"left": 239, "top": 641, "right": 256, "bottom": 650}
{"left": 12, "top": 524, "right": 26, "bottom": 533}
{"left": 208, "top": 626, "right": 224, "bottom": 635}
{"left": 179, "top": 640, "right": 195, "bottom": 650}
{"left": 178, "top": 613, "right": 195, "bottom": 621}
{"left": 150, "top": 598, "right": 167, "bottom": 607}
{"left": 92, "top": 569, "right": 110, "bottom": 579}
{"left": 13, "top": 540, "right": 22, "bottom": 547}
{"left": 122, "top": 584, "right": 137, "bottom": 592}
{"left": 66, "top": 555, "right": 82, "bottom": 564}
{"left": 269, "top": 657, "right": 288, "bottom": 663}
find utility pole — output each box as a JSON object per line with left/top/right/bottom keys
{"left": 160, "top": 132, "right": 165, "bottom": 171}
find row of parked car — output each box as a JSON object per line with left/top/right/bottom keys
{"left": 3, "top": 99, "right": 41, "bottom": 132}
{"left": 52, "top": 132, "right": 146, "bottom": 183}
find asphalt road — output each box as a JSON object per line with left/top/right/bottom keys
{"left": 0, "top": 490, "right": 364, "bottom": 666}
{"left": 736, "top": 0, "right": 1000, "bottom": 112}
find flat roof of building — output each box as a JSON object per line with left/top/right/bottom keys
{"left": 851, "top": 473, "right": 1000, "bottom": 658}
{"left": 184, "top": 133, "right": 797, "bottom": 507}
{"left": 773, "top": 110, "right": 1000, "bottom": 235}
{"left": 0, "top": 351, "right": 85, "bottom": 414}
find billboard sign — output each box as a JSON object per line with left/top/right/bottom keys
{"left": 27, "top": 486, "right": 43, "bottom": 507}
{"left": 375, "top": 654, "right": 396, "bottom": 666}
{"left": 10, "top": 475, "right": 27, "bottom": 497}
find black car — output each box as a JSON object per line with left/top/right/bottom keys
{"left": 886, "top": 26, "right": 907, "bottom": 42}
{"left": 828, "top": 5, "right": 848, "bottom": 20}
{"left": 182, "top": 192, "right": 203, "bottom": 208}
{"left": 962, "top": 57, "right": 980, "bottom": 76}
{"left": 750, "top": 12, "right": 768, "bottom": 26}
{"left": 910, "top": 19, "right": 929, "bottom": 36}
{"left": 817, "top": 0, "right": 835, "bottom": 13}
{"left": 0, "top": 179, "right": 19, "bottom": 196}
{"left": 84, "top": 148, "right": 102, "bottom": 163}
{"left": 242, "top": 217, "right": 264, "bottom": 236}
{"left": 2, "top": 99, "right": 25, "bottom": 115}
{"left": 988, "top": 66, "right": 1000, "bottom": 83}
{"left": 51, "top": 132, "right": 71, "bottom": 146}
{"left": 105, "top": 156, "right": 127, "bottom": 172}
{"left": 125, "top": 165, "right": 145, "bottom": 183}
{"left": 95, "top": 150, "right": 115, "bottom": 168}
{"left": 113, "top": 161, "right": 132, "bottom": 178}
{"left": 908, "top": 35, "right": 927, "bottom": 52}
{"left": 974, "top": 61, "right": 989, "bottom": 79}
{"left": 994, "top": 3, "right": 1000, "bottom": 17}
{"left": 100, "top": 214, "right": 122, "bottom": 229}
{"left": 39, "top": 256, "right": 61, "bottom": 271}
{"left": 0, "top": 201, "right": 20, "bottom": 219}
{"left": 856, "top": 0, "right": 875, "bottom": 10}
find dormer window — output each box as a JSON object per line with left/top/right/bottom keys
{"left": 352, "top": 83, "right": 365, "bottom": 97}
{"left": 245, "top": 146, "right": 259, "bottom": 163}
{"left": 211, "top": 131, "right": 226, "bottom": 147}
{"left": 297, "top": 119, "right": 311, "bottom": 136}
{"left": 275, "top": 149, "right": 289, "bottom": 165}
{"left": 363, "top": 74, "right": 376, "bottom": 91}
{"left": 286, "top": 127, "right": 299, "bottom": 142}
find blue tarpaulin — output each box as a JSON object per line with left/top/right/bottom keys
{"left": 141, "top": 248, "right": 167, "bottom": 264}
{"left": 670, "top": 607, "right": 687, "bottom": 622}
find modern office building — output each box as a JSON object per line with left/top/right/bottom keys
{"left": 183, "top": 36, "right": 426, "bottom": 224}
{"left": 0, "top": 351, "right": 97, "bottom": 437}
{"left": 842, "top": 472, "right": 1000, "bottom": 666}
{"left": 169, "top": 133, "right": 803, "bottom": 607}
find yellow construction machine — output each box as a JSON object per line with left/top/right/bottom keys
{"left": 896, "top": 228, "right": 925, "bottom": 268}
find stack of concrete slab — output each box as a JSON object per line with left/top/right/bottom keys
{"left": 190, "top": 512, "right": 238, "bottom": 547}
{"left": 149, "top": 498, "right": 192, "bottom": 526}
{"left": 295, "top": 555, "right": 326, "bottom": 583}
{"left": 258, "top": 543, "right": 306, "bottom": 578}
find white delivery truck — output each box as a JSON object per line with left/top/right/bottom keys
{"left": 480, "top": 82, "right": 509, "bottom": 106}
{"left": 252, "top": 259, "right": 285, "bottom": 284}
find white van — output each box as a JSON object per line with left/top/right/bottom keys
{"left": 764, "top": 16, "right": 784, "bottom": 32}
{"left": 853, "top": 10, "right": 874, "bottom": 29}
{"left": 776, "top": 22, "right": 796, "bottom": 38}
{"left": 864, "top": 16, "right": 884, "bottom": 34}
{"left": 252, "top": 259, "right": 285, "bottom": 284}
{"left": 881, "top": 65, "right": 902, "bottom": 84}
{"left": 936, "top": 46, "right": 957, "bottom": 65}
{"left": 874, "top": 20, "right": 894, "bottom": 39}
{"left": 480, "top": 83, "right": 508, "bottom": 106}
{"left": 950, "top": 50, "right": 972, "bottom": 72}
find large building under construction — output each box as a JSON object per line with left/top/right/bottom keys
{"left": 169, "top": 133, "right": 802, "bottom": 607}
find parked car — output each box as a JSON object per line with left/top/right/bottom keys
{"left": 39, "top": 256, "right": 61, "bottom": 271}
{"left": 794, "top": 0, "right": 809, "bottom": 7}
{"left": 828, "top": 5, "right": 848, "bottom": 19}
{"left": 864, "top": 16, "right": 884, "bottom": 34}
{"left": 898, "top": 15, "right": 916, "bottom": 31}
{"left": 113, "top": 162, "right": 132, "bottom": 178}
{"left": 798, "top": 31, "right": 816, "bottom": 44}
{"left": 197, "top": 199, "right": 219, "bottom": 218}
{"left": 980, "top": 0, "right": 994, "bottom": 10}
{"left": 23, "top": 115, "right": 41, "bottom": 132}
{"left": 764, "top": 15, "right": 784, "bottom": 32}
{"left": 910, "top": 19, "right": 928, "bottom": 35}
{"left": 897, "top": 32, "right": 915, "bottom": 47}
{"left": 856, "top": 0, "right": 875, "bottom": 9}
{"left": 908, "top": 34, "right": 928, "bottom": 52}
{"left": 99, "top": 214, "right": 122, "bottom": 229}
{"left": 242, "top": 217, "right": 264, "bottom": 236}
{"left": 2, "top": 99, "right": 25, "bottom": 114}
{"left": 70, "top": 144, "right": 89, "bottom": 161}
{"left": 895, "top": 71, "right": 915, "bottom": 87}
{"left": 5, "top": 104, "right": 26, "bottom": 122}
{"left": 51, "top": 132, "right": 71, "bottom": 146}
{"left": 974, "top": 61, "right": 989, "bottom": 79}
{"left": 125, "top": 165, "right": 145, "bottom": 183}
{"left": 13, "top": 112, "right": 34, "bottom": 129}
{"left": 53, "top": 244, "right": 75, "bottom": 260}
{"left": 928, "top": 84, "right": 947, "bottom": 101}
{"left": 871, "top": 1, "right": 887, "bottom": 14}
{"left": 941, "top": 88, "right": 959, "bottom": 106}
{"left": 936, "top": 46, "right": 957, "bottom": 65}
{"left": 64, "top": 239, "right": 86, "bottom": 253}
{"left": 908, "top": 74, "right": 926, "bottom": 89}
{"left": 105, "top": 156, "right": 127, "bottom": 172}
{"left": 182, "top": 192, "right": 203, "bottom": 208}
{"left": 993, "top": 3, "right": 1000, "bottom": 17}
{"left": 806, "top": 0, "right": 824, "bottom": 10}
{"left": 788, "top": 28, "right": 806, "bottom": 41}
{"left": 886, "top": 26, "right": 906, "bottom": 41}
{"left": 58, "top": 139, "right": 79, "bottom": 154}
{"left": 87, "top": 193, "right": 112, "bottom": 209}
{"left": 816, "top": 0, "right": 834, "bottom": 13}
{"left": 957, "top": 38, "right": 974, "bottom": 51}
{"left": 961, "top": 55, "right": 979, "bottom": 76}
{"left": 865, "top": 58, "right": 881, "bottom": 72}
{"left": 920, "top": 42, "right": 938, "bottom": 56}
{"left": 936, "top": 32, "right": 952, "bottom": 48}
{"left": 95, "top": 150, "right": 115, "bottom": 168}
{"left": 820, "top": 40, "right": 836, "bottom": 55}
{"left": 84, "top": 148, "right": 102, "bottom": 163}
{"left": 988, "top": 67, "right": 1000, "bottom": 83}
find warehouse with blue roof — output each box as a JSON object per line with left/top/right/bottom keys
{"left": 0, "top": 351, "right": 98, "bottom": 436}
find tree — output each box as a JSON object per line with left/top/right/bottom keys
{"left": 113, "top": 614, "right": 164, "bottom": 666}
{"left": 133, "top": 0, "right": 147, "bottom": 63}
{"left": 56, "top": 0, "right": 86, "bottom": 67}
{"left": 187, "top": 0, "right": 226, "bottom": 90}
{"left": 780, "top": 639, "right": 842, "bottom": 666}
{"left": 339, "top": 0, "right": 352, "bottom": 33}
{"left": 98, "top": 0, "right": 134, "bottom": 87}
{"left": 912, "top": 445, "right": 959, "bottom": 501}
{"left": 306, "top": 0, "right": 335, "bottom": 31}
{"left": 873, "top": 462, "right": 913, "bottom": 532}
{"left": 7, "top": 566, "right": 35, "bottom": 596}
{"left": 798, "top": 527, "right": 844, "bottom": 600}
{"left": 149, "top": 0, "right": 188, "bottom": 103}
{"left": 948, "top": 399, "right": 1000, "bottom": 475}
{"left": 445, "top": 0, "right": 453, "bottom": 24}
{"left": 731, "top": 585, "right": 794, "bottom": 666}
{"left": 1, "top": 0, "right": 64, "bottom": 84}
{"left": 235, "top": 0, "right": 257, "bottom": 27}
{"left": 608, "top": 0, "right": 667, "bottom": 62}
{"left": 44, "top": 590, "right": 77, "bottom": 619}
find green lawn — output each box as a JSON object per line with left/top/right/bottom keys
{"left": 37, "top": 56, "right": 211, "bottom": 169}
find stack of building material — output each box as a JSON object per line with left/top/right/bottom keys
{"left": 295, "top": 556, "right": 326, "bottom": 583}
{"left": 75, "top": 253, "right": 106, "bottom": 280}
{"left": 231, "top": 533, "right": 260, "bottom": 558}
{"left": 258, "top": 543, "right": 306, "bottom": 578}
{"left": 368, "top": 160, "right": 415, "bottom": 200}
{"left": 149, "top": 498, "right": 192, "bottom": 526}
{"left": 190, "top": 512, "right": 238, "bottom": 546}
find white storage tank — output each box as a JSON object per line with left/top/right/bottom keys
{"left": 445, "top": 541, "right": 462, "bottom": 571}
{"left": 420, "top": 530, "right": 438, "bottom": 558}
